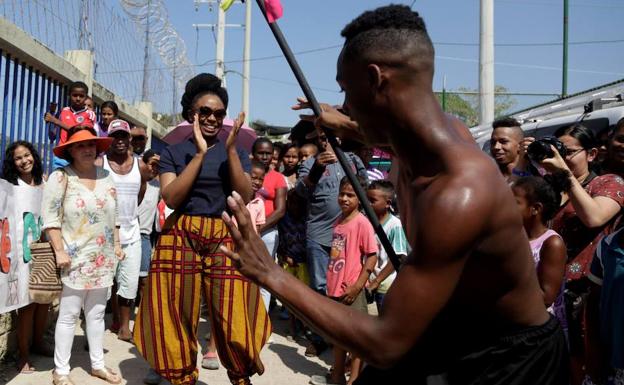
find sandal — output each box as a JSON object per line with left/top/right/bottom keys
{"left": 17, "top": 361, "right": 35, "bottom": 374}
{"left": 91, "top": 367, "right": 122, "bottom": 384}
{"left": 53, "top": 371, "right": 75, "bottom": 385}
{"left": 201, "top": 351, "right": 219, "bottom": 370}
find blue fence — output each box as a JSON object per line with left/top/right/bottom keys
{"left": 0, "top": 50, "right": 69, "bottom": 176}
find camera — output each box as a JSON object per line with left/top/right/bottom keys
{"left": 527, "top": 136, "right": 567, "bottom": 162}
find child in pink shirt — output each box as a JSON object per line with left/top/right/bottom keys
{"left": 312, "top": 177, "right": 377, "bottom": 385}
{"left": 239, "top": 161, "right": 266, "bottom": 233}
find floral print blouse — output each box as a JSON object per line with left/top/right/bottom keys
{"left": 41, "top": 167, "right": 119, "bottom": 290}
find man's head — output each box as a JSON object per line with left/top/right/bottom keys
{"left": 68, "top": 81, "right": 89, "bottom": 110}
{"left": 337, "top": 5, "right": 434, "bottom": 145}
{"left": 107, "top": 119, "right": 131, "bottom": 156}
{"left": 131, "top": 126, "right": 148, "bottom": 155}
{"left": 489, "top": 117, "right": 523, "bottom": 169}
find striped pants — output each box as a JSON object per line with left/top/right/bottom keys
{"left": 133, "top": 215, "right": 271, "bottom": 385}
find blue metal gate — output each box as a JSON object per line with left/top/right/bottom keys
{"left": 0, "top": 50, "right": 68, "bottom": 176}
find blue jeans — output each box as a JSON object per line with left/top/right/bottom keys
{"left": 374, "top": 291, "right": 386, "bottom": 313}
{"left": 139, "top": 233, "right": 154, "bottom": 278}
{"left": 306, "top": 239, "right": 330, "bottom": 295}
{"left": 260, "top": 227, "right": 279, "bottom": 312}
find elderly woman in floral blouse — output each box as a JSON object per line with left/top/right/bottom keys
{"left": 41, "top": 124, "right": 125, "bottom": 385}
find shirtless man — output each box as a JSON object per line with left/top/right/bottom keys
{"left": 220, "top": 5, "right": 567, "bottom": 384}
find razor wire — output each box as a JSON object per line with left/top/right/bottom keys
{"left": 0, "top": 0, "right": 187, "bottom": 115}
{"left": 119, "top": 0, "right": 195, "bottom": 112}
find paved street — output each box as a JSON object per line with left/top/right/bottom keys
{"left": 1, "top": 309, "right": 334, "bottom": 385}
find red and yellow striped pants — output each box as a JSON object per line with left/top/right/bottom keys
{"left": 133, "top": 215, "right": 271, "bottom": 385}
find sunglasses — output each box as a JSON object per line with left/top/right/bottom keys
{"left": 195, "top": 106, "right": 227, "bottom": 120}
{"left": 131, "top": 135, "right": 147, "bottom": 141}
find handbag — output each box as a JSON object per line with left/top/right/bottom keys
{"left": 28, "top": 168, "right": 67, "bottom": 304}
{"left": 28, "top": 241, "right": 61, "bottom": 304}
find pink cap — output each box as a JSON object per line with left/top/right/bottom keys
{"left": 107, "top": 119, "right": 131, "bottom": 136}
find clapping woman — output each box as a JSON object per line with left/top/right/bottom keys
{"left": 134, "top": 73, "right": 270, "bottom": 385}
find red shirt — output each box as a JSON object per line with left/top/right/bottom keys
{"left": 58, "top": 107, "right": 96, "bottom": 144}
{"left": 553, "top": 173, "right": 624, "bottom": 281}
{"left": 260, "top": 169, "right": 286, "bottom": 218}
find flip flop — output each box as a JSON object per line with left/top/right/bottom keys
{"left": 18, "top": 362, "right": 35, "bottom": 374}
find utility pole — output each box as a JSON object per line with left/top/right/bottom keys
{"left": 215, "top": 4, "right": 226, "bottom": 79}
{"left": 479, "top": 0, "right": 494, "bottom": 125}
{"left": 142, "top": 0, "right": 151, "bottom": 101}
{"left": 242, "top": 0, "right": 251, "bottom": 122}
{"left": 442, "top": 75, "right": 447, "bottom": 112}
{"left": 562, "top": 0, "right": 569, "bottom": 97}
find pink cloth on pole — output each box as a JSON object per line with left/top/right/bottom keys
{"left": 265, "top": 0, "right": 283, "bottom": 23}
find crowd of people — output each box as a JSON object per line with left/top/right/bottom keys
{"left": 490, "top": 117, "right": 624, "bottom": 385}
{"left": 3, "top": 4, "right": 624, "bottom": 385}
{"left": 3, "top": 69, "right": 404, "bottom": 385}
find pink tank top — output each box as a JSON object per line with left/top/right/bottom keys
{"left": 529, "top": 229, "right": 568, "bottom": 332}
{"left": 529, "top": 229, "right": 560, "bottom": 265}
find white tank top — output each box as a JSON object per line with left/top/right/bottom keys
{"left": 103, "top": 155, "right": 141, "bottom": 244}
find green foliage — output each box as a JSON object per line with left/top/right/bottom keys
{"left": 437, "top": 85, "right": 517, "bottom": 127}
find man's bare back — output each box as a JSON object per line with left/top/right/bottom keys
{"left": 219, "top": 5, "right": 567, "bottom": 384}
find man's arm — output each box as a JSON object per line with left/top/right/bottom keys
{"left": 221, "top": 180, "right": 488, "bottom": 367}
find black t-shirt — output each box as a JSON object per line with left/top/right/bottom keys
{"left": 159, "top": 139, "right": 251, "bottom": 217}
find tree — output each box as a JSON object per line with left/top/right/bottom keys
{"left": 436, "top": 85, "right": 517, "bottom": 127}
{"left": 435, "top": 92, "right": 478, "bottom": 126}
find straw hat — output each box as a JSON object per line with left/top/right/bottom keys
{"left": 53, "top": 129, "right": 113, "bottom": 160}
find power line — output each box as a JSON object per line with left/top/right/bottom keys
{"left": 97, "top": 43, "right": 344, "bottom": 74}
{"left": 96, "top": 32, "right": 624, "bottom": 75}
{"left": 437, "top": 38, "right": 624, "bottom": 47}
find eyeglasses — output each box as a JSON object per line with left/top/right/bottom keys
{"left": 195, "top": 106, "right": 227, "bottom": 120}
{"left": 131, "top": 135, "right": 147, "bottom": 141}
{"left": 565, "top": 147, "right": 585, "bottom": 159}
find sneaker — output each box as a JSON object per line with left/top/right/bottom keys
{"left": 143, "top": 369, "right": 162, "bottom": 385}
{"left": 201, "top": 352, "right": 219, "bottom": 370}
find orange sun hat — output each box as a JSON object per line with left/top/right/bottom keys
{"left": 53, "top": 128, "right": 113, "bottom": 160}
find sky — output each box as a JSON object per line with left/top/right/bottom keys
{"left": 159, "top": 0, "right": 624, "bottom": 128}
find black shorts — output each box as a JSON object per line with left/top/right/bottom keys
{"left": 354, "top": 315, "right": 569, "bottom": 385}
